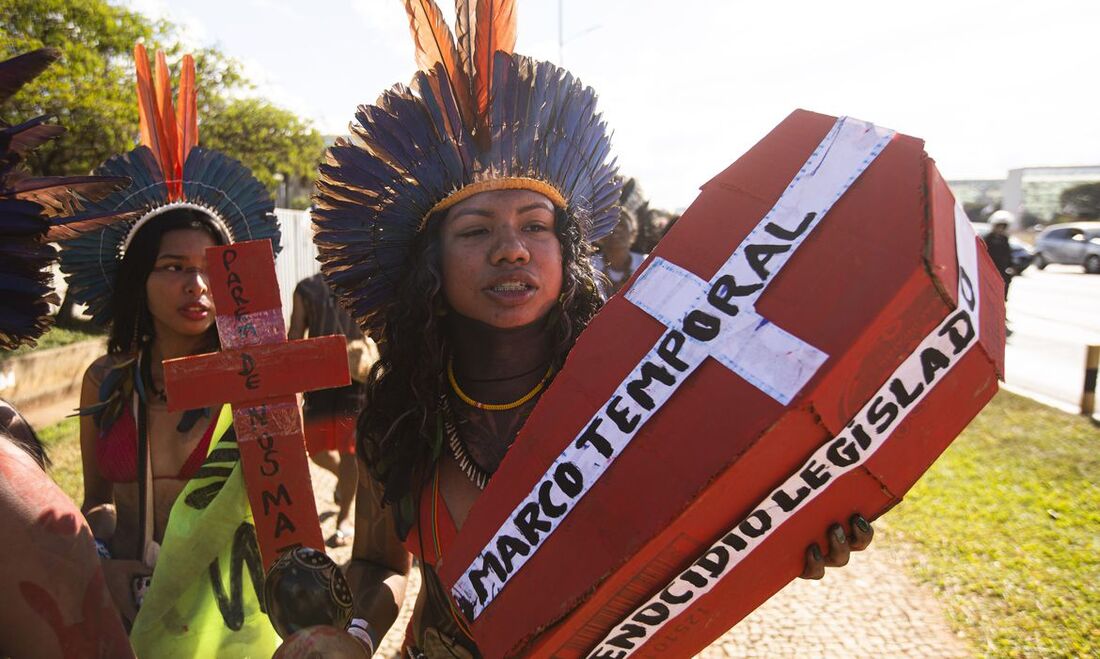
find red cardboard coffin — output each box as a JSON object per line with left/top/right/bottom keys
{"left": 435, "top": 110, "right": 1005, "bottom": 658}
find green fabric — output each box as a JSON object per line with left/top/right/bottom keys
{"left": 130, "top": 404, "right": 280, "bottom": 658}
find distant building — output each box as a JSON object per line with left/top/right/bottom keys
{"left": 1002, "top": 166, "right": 1100, "bottom": 223}
{"left": 948, "top": 179, "right": 1003, "bottom": 216}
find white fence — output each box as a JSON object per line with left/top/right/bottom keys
{"left": 274, "top": 208, "right": 322, "bottom": 321}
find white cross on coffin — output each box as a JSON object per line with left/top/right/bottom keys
{"left": 623, "top": 118, "right": 896, "bottom": 404}
{"left": 625, "top": 246, "right": 827, "bottom": 406}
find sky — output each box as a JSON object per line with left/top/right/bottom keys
{"left": 122, "top": 0, "right": 1097, "bottom": 211}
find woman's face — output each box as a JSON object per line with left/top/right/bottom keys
{"left": 439, "top": 189, "right": 564, "bottom": 329}
{"left": 144, "top": 228, "right": 217, "bottom": 340}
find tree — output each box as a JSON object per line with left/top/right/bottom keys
{"left": 0, "top": 0, "right": 155, "bottom": 176}
{"left": 0, "top": 0, "right": 321, "bottom": 208}
{"left": 202, "top": 99, "right": 324, "bottom": 209}
{"left": 1059, "top": 182, "right": 1100, "bottom": 220}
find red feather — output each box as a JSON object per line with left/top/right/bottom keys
{"left": 133, "top": 44, "right": 165, "bottom": 170}
{"left": 134, "top": 45, "right": 190, "bottom": 200}
{"left": 473, "top": 0, "right": 516, "bottom": 118}
{"left": 178, "top": 54, "right": 198, "bottom": 165}
{"left": 153, "top": 50, "right": 181, "bottom": 199}
{"left": 401, "top": 0, "right": 475, "bottom": 133}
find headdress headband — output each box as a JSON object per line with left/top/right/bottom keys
{"left": 60, "top": 45, "right": 280, "bottom": 327}
{"left": 0, "top": 49, "right": 133, "bottom": 349}
{"left": 312, "top": 0, "right": 621, "bottom": 329}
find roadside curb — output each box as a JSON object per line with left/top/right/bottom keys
{"left": 999, "top": 381, "right": 1099, "bottom": 421}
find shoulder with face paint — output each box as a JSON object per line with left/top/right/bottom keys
{"left": 0, "top": 434, "right": 133, "bottom": 658}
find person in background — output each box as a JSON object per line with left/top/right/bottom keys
{"left": 288, "top": 272, "right": 372, "bottom": 547}
{"left": 983, "top": 210, "right": 1015, "bottom": 300}
{"left": 592, "top": 207, "right": 647, "bottom": 298}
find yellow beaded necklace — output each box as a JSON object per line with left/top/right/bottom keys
{"left": 447, "top": 356, "right": 554, "bottom": 411}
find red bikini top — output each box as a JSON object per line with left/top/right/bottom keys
{"left": 95, "top": 404, "right": 215, "bottom": 483}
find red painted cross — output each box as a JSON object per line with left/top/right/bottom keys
{"left": 162, "top": 239, "right": 351, "bottom": 569}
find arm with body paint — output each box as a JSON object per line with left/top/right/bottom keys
{"left": 78, "top": 359, "right": 115, "bottom": 528}
{"left": 347, "top": 459, "right": 414, "bottom": 650}
{"left": 0, "top": 438, "right": 133, "bottom": 658}
{"left": 77, "top": 358, "right": 150, "bottom": 626}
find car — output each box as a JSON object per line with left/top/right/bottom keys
{"left": 972, "top": 223, "right": 1035, "bottom": 273}
{"left": 1033, "top": 222, "right": 1100, "bottom": 274}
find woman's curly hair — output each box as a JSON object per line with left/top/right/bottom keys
{"left": 357, "top": 205, "right": 604, "bottom": 511}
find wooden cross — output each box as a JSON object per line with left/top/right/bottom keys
{"left": 162, "top": 239, "right": 351, "bottom": 569}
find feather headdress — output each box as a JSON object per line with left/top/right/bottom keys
{"left": 313, "top": 0, "right": 621, "bottom": 329}
{"left": 0, "top": 48, "right": 133, "bottom": 349}
{"left": 60, "top": 45, "right": 280, "bottom": 326}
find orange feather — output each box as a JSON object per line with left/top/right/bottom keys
{"left": 473, "top": 0, "right": 516, "bottom": 117}
{"left": 153, "top": 51, "right": 181, "bottom": 198}
{"left": 455, "top": 0, "right": 476, "bottom": 81}
{"left": 401, "top": 0, "right": 475, "bottom": 132}
{"left": 133, "top": 44, "right": 164, "bottom": 166}
{"left": 178, "top": 54, "right": 198, "bottom": 163}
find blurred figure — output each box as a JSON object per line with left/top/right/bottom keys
{"left": 634, "top": 206, "right": 677, "bottom": 254}
{"left": 983, "top": 210, "right": 1015, "bottom": 300}
{"left": 593, "top": 208, "right": 647, "bottom": 298}
{"left": 593, "top": 178, "right": 652, "bottom": 298}
{"left": 288, "top": 273, "right": 370, "bottom": 547}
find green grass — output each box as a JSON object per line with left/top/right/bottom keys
{"left": 32, "top": 390, "right": 1100, "bottom": 654}
{"left": 882, "top": 391, "right": 1100, "bottom": 656}
{"left": 39, "top": 416, "right": 83, "bottom": 502}
{"left": 0, "top": 325, "right": 103, "bottom": 361}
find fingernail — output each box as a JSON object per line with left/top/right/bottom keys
{"left": 811, "top": 545, "right": 822, "bottom": 562}
{"left": 833, "top": 525, "right": 847, "bottom": 544}
{"left": 856, "top": 516, "right": 871, "bottom": 533}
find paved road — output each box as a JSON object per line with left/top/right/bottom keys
{"left": 1005, "top": 264, "right": 1100, "bottom": 413}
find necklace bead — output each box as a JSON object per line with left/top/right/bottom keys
{"left": 447, "top": 357, "right": 553, "bottom": 411}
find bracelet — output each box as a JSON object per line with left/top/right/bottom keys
{"left": 346, "top": 618, "right": 375, "bottom": 656}
{"left": 94, "top": 538, "right": 112, "bottom": 559}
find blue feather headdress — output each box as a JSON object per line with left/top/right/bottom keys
{"left": 0, "top": 48, "right": 134, "bottom": 349}
{"left": 313, "top": 0, "right": 621, "bottom": 329}
{"left": 59, "top": 45, "right": 280, "bottom": 327}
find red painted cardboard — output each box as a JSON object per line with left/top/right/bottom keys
{"left": 162, "top": 239, "right": 349, "bottom": 568}
{"left": 163, "top": 336, "right": 349, "bottom": 411}
{"left": 433, "top": 110, "right": 1005, "bottom": 657}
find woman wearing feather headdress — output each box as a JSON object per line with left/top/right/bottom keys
{"left": 58, "top": 45, "right": 282, "bottom": 657}
{"left": 309, "top": 0, "right": 616, "bottom": 653}
{"left": 311, "top": 2, "right": 873, "bottom": 656}
{"left": 0, "top": 47, "right": 135, "bottom": 658}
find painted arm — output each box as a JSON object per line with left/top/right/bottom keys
{"left": 0, "top": 439, "right": 133, "bottom": 658}
{"left": 76, "top": 359, "right": 150, "bottom": 626}
{"left": 346, "top": 459, "right": 414, "bottom": 650}
{"left": 78, "top": 361, "right": 114, "bottom": 527}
